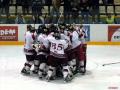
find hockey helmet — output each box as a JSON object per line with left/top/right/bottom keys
{"left": 49, "top": 24, "right": 58, "bottom": 33}
{"left": 58, "top": 22, "right": 66, "bottom": 29}
{"left": 42, "top": 25, "right": 49, "bottom": 34}
{"left": 37, "top": 24, "right": 44, "bottom": 34}
{"left": 27, "top": 24, "right": 32, "bottom": 31}
{"left": 68, "top": 24, "right": 74, "bottom": 32}
{"left": 53, "top": 30, "right": 61, "bottom": 40}
{"left": 30, "top": 27, "right": 36, "bottom": 33}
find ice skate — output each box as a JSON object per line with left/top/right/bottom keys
{"left": 38, "top": 71, "right": 44, "bottom": 79}
{"left": 21, "top": 68, "right": 30, "bottom": 75}
{"left": 64, "top": 74, "right": 73, "bottom": 82}
{"left": 79, "top": 67, "right": 86, "bottom": 75}
{"left": 45, "top": 75, "right": 55, "bottom": 82}
{"left": 39, "top": 75, "right": 44, "bottom": 79}
{"left": 32, "top": 69, "right": 39, "bottom": 74}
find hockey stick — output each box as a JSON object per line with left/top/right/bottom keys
{"left": 102, "top": 62, "right": 120, "bottom": 66}
{"left": 56, "top": 12, "right": 62, "bottom": 31}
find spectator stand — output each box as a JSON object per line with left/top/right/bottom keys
{"left": 0, "top": 0, "right": 120, "bottom": 24}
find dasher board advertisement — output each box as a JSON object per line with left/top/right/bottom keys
{"left": 0, "top": 26, "right": 18, "bottom": 41}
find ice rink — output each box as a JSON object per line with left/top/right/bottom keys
{"left": 0, "top": 45, "right": 120, "bottom": 90}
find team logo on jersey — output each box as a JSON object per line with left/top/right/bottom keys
{"left": 108, "top": 25, "right": 120, "bottom": 41}
{"left": 0, "top": 26, "right": 18, "bottom": 41}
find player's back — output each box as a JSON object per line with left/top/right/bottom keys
{"left": 72, "top": 30, "right": 81, "bottom": 49}
{"left": 49, "top": 38, "right": 68, "bottom": 58}
{"left": 38, "top": 34, "right": 48, "bottom": 47}
{"left": 24, "top": 31, "right": 35, "bottom": 50}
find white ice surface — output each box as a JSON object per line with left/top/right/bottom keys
{"left": 0, "top": 45, "right": 120, "bottom": 90}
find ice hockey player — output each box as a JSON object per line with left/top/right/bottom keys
{"left": 79, "top": 24, "right": 87, "bottom": 74}
{"left": 71, "top": 24, "right": 87, "bottom": 75}
{"left": 32, "top": 25, "right": 49, "bottom": 79}
{"left": 21, "top": 26, "right": 37, "bottom": 75}
{"left": 58, "top": 23, "right": 71, "bottom": 47}
{"left": 46, "top": 29, "right": 73, "bottom": 82}
{"left": 65, "top": 25, "right": 78, "bottom": 75}
{"left": 58, "top": 24, "right": 77, "bottom": 74}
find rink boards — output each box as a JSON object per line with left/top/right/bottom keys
{"left": 1, "top": 41, "right": 120, "bottom": 45}
{"left": 0, "top": 24, "right": 120, "bottom": 45}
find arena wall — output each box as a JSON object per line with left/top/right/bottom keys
{"left": 0, "top": 24, "right": 120, "bottom": 45}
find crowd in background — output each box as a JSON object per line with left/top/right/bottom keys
{"left": 0, "top": 0, "right": 118, "bottom": 24}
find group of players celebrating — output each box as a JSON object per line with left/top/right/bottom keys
{"left": 21, "top": 23, "right": 87, "bottom": 82}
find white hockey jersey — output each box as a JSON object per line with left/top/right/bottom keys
{"left": 61, "top": 33, "right": 71, "bottom": 45}
{"left": 72, "top": 28, "right": 81, "bottom": 49}
{"left": 79, "top": 28, "right": 87, "bottom": 44}
{"left": 24, "top": 31, "right": 36, "bottom": 55}
{"left": 48, "top": 36, "right": 68, "bottom": 58}
{"left": 37, "top": 33, "right": 49, "bottom": 55}
{"left": 24, "top": 31, "right": 36, "bottom": 50}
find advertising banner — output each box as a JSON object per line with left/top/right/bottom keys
{"left": 0, "top": 26, "right": 18, "bottom": 41}
{"left": 83, "top": 25, "right": 90, "bottom": 41}
{"left": 108, "top": 25, "right": 120, "bottom": 41}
